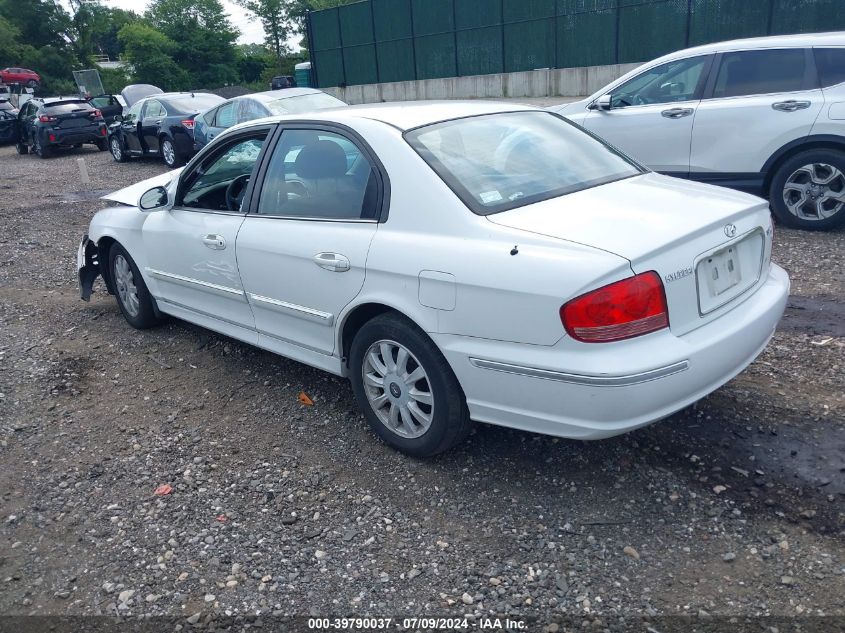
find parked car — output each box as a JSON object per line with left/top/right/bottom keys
{"left": 78, "top": 102, "right": 789, "bottom": 456}
{"left": 0, "top": 98, "right": 19, "bottom": 143}
{"left": 108, "top": 92, "right": 224, "bottom": 168}
{"left": 88, "top": 93, "right": 126, "bottom": 124}
{"left": 0, "top": 67, "right": 40, "bottom": 87}
{"left": 194, "top": 88, "right": 346, "bottom": 150}
{"left": 16, "top": 97, "right": 107, "bottom": 158}
{"left": 551, "top": 32, "right": 845, "bottom": 231}
{"left": 270, "top": 75, "right": 296, "bottom": 90}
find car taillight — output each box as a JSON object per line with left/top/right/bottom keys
{"left": 560, "top": 271, "right": 669, "bottom": 343}
{"left": 181, "top": 119, "right": 195, "bottom": 130}
{"left": 39, "top": 115, "right": 57, "bottom": 123}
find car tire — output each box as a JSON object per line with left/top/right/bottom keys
{"left": 161, "top": 137, "right": 184, "bottom": 168}
{"left": 35, "top": 138, "right": 51, "bottom": 159}
{"left": 26, "top": 79, "right": 37, "bottom": 88}
{"left": 96, "top": 138, "right": 108, "bottom": 151}
{"left": 769, "top": 149, "right": 845, "bottom": 231}
{"left": 108, "top": 243, "right": 161, "bottom": 330}
{"left": 349, "top": 313, "right": 472, "bottom": 457}
{"left": 110, "top": 136, "right": 128, "bottom": 163}
{"left": 16, "top": 141, "right": 29, "bottom": 155}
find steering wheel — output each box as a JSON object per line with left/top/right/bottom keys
{"left": 225, "top": 174, "right": 250, "bottom": 211}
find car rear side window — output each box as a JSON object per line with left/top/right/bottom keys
{"left": 712, "top": 49, "right": 806, "bottom": 98}
{"left": 216, "top": 102, "right": 236, "bottom": 128}
{"left": 256, "top": 129, "right": 380, "bottom": 220}
{"left": 814, "top": 48, "right": 845, "bottom": 88}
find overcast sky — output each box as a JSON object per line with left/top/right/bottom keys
{"left": 59, "top": 0, "right": 269, "bottom": 46}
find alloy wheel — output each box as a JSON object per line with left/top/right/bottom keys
{"left": 111, "top": 137, "right": 122, "bottom": 161}
{"left": 113, "top": 254, "right": 140, "bottom": 317}
{"left": 783, "top": 163, "right": 845, "bottom": 221}
{"left": 362, "top": 339, "right": 434, "bottom": 439}
{"left": 162, "top": 140, "right": 175, "bottom": 166}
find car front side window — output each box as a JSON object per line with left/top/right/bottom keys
{"left": 256, "top": 128, "right": 379, "bottom": 220}
{"left": 608, "top": 55, "right": 709, "bottom": 108}
{"left": 179, "top": 132, "right": 269, "bottom": 212}
{"left": 124, "top": 101, "right": 143, "bottom": 123}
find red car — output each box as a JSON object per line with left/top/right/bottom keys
{"left": 0, "top": 67, "right": 40, "bottom": 87}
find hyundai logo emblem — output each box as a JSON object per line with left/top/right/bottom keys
{"left": 724, "top": 223, "right": 737, "bottom": 238}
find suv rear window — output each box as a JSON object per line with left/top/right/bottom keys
{"left": 814, "top": 48, "right": 845, "bottom": 88}
{"left": 43, "top": 101, "right": 92, "bottom": 113}
{"left": 713, "top": 49, "right": 806, "bottom": 98}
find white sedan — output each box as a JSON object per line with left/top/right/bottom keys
{"left": 78, "top": 101, "right": 789, "bottom": 456}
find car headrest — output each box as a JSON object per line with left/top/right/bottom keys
{"left": 294, "top": 140, "right": 347, "bottom": 179}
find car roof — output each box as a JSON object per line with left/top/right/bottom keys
{"left": 249, "top": 88, "right": 327, "bottom": 103}
{"left": 656, "top": 30, "right": 845, "bottom": 62}
{"left": 235, "top": 100, "right": 538, "bottom": 132}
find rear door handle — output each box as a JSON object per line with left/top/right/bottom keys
{"left": 313, "top": 252, "right": 350, "bottom": 272}
{"left": 661, "top": 107, "right": 694, "bottom": 119}
{"left": 202, "top": 234, "right": 226, "bottom": 250}
{"left": 772, "top": 100, "right": 811, "bottom": 112}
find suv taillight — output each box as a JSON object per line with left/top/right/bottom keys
{"left": 90, "top": 109, "right": 103, "bottom": 119}
{"left": 39, "top": 114, "right": 57, "bottom": 123}
{"left": 560, "top": 271, "right": 669, "bottom": 343}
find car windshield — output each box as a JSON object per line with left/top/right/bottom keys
{"left": 265, "top": 93, "right": 345, "bottom": 115}
{"left": 405, "top": 111, "right": 643, "bottom": 215}
{"left": 163, "top": 94, "right": 223, "bottom": 113}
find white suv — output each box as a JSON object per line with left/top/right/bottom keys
{"left": 552, "top": 32, "right": 845, "bottom": 231}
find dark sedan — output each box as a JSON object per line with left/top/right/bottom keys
{"left": 0, "top": 98, "right": 18, "bottom": 144}
{"left": 16, "top": 98, "right": 108, "bottom": 158}
{"left": 108, "top": 92, "right": 224, "bottom": 168}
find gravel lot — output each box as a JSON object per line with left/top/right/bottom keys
{"left": 0, "top": 140, "right": 843, "bottom": 631}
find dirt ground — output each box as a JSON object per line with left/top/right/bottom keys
{"left": 0, "top": 141, "right": 843, "bottom": 631}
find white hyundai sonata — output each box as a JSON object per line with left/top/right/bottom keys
{"left": 78, "top": 101, "right": 789, "bottom": 456}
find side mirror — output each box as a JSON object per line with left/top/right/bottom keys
{"left": 139, "top": 186, "right": 169, "bottom": 211}
{"left": 595, "top": 94, "right": 612, "bottom": 111}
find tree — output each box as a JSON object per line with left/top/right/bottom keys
{"left": 118, "top": 22, "right": 189, "bottom": 90}
{"left": 146, "top": 0, "right": 239, "bottom": 87}
{"left": 0, "top": 15, "right": 22, "bottom": 66}
{"left": 235, "top": 0, "right": 290, "bottom": 70}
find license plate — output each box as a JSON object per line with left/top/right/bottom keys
{"left": 701, "top": 245, "right": 741, "bottom": 297}
{"left": 696, "top": 231, "right": 764, "bottom": 315}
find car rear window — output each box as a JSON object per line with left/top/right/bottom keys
{"left": 43, "top": 101, "right": 92, "bottom": 113}
{"left": 164, "top": 94, "right": 224, "bottom": 113}
{"left": 814, "top": 48, "right": 845, "bottom": 88}
{"left": 405, "top": 111, "right": 643, "bottom": 215}
{"left": 265, "top": 93, "right": 345, "bottom": 115}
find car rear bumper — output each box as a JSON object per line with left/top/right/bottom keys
{"left": 40, "top": 126, "right": 107, "bottom": 146}
{"left": 435, "top": 264, "right": 789, "bottom": 440}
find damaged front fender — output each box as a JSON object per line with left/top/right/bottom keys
{"left": 77, "top": 234, "right": 100, "bottom": 302}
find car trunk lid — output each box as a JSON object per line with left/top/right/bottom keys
{"left": 486, "top": 173, "right": 774, "bottom": 336}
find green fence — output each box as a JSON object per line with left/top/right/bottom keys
{"left": 307, "top": 0, "right": 845, "bottom": 88}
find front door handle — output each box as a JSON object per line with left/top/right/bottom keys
{"left": 313, "top": 252, "right": 350, "bottom": 272}
{"left": 661, "top": 107, "right": 694, "bottom": 119}
{"left": 202, "top": 234, "right": 226, "bottom": 250}
{"left": 772, "top": 100, "right": 811, "bottom": 112}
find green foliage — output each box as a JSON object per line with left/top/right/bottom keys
{"left": 118, "top": 22, "right": 190, "bottom": 90}
{"left": 146, "top": 0, "right": 239, "bottom": 88}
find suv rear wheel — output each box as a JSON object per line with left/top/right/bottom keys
{"left": 770, "top": 149, "right": 845, "bottom": 230}
{"left": 34, "top": 137, "right": 51, "bottom": 159}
